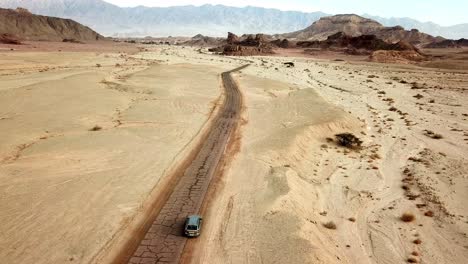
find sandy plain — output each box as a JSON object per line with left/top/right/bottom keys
{"left": 0, "top": 44, "right": 467, "bottom": 264}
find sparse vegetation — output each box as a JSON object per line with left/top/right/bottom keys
{"left": 408, "top": 157, "right": 424, "bottom": 163}
{"left": 424, "top": 211, "right": 434, "bottom": 217}
{"left": 348, "top": 217, "right": 356, "bottom": 222}
{"left": 335, "top": 133, "right": 363, "bottom": 149}
{"left": 413, "top": 239, "right": 422, "bottom": 244}
{"left": 90, "top": 125, "right": 102, "bottom": 131}
{"left": 401, "top": 212, "right": 416, "bottom": 222}
{"left": 407, "top": 257, "right": 419, "bottom": 263}
{"left": 323, "top": 221, "right": 337, "bottom": 230}
{"left": 424, "top": 130, "right": 443, "bottom": 139}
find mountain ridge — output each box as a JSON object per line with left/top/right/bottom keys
{"left": 0, "top": 0, "right": 466, "bottom": 39}
{"left": 0, "top": 7, "right": 104, "bottom": 42}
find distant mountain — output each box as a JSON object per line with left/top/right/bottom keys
{"left": 0, "top": 0, "right": 466, "bottom": 39}
{"left": 363, "top": 14, "right": 468, "bottom": 40}
{"left": 281, "top": 15, "right": 442, "bottom": 45}
{"left": 0, "top": 0, "right": 326, "bottom": 37}
{"left": 0, "top": 7, "right": 103, "bottom": 42}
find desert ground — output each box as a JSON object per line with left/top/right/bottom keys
{"left": 0, "top": 43, "right": 467, "bottom": 264}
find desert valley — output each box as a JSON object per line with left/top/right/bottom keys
{"left": 0, "top": 1, "right": 467, "bottom": 264}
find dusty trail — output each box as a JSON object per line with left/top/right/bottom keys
{"left": 124, "top": 65, "right": 249, "bottom": 264}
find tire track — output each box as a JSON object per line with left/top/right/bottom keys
{"left": 124, "top": 65, "right": 249, "bottom": 264}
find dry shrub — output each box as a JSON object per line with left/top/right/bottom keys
{"left": 413, "top": 239, "right": 422, "bottom": 244}
{"left": 323, "top": 221, "right": 337, "bottom": 230}
{"left": 407, "top": 257, "right": 419, "bottom": 263}
{"left": 401, "top": 212, "right": 416, "bottom": 222}
{"left": 424, "top": 211, "right": 434, "bottom": 217}
{"left": 90, "top": 125, "right": 102, "bottom": 131}
{"left": 424, "top": 130, "right": 443, "bottom": 139}
{"left": 348, "top": 217, "right": 356, "bottom": 222}
{"left": 335, "top": 133, "right": 363, "bottom": 149}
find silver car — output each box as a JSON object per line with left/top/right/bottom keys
{"left": 184, "top": 215, "right": 203, "bottom": 237}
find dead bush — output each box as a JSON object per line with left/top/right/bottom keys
{"left": 335, "top": 133, "right": 363, "bottom": 149}
{"left": 401, "top": 212, "right": 416, "bottom": 222}
{"left": 407, "top": 257, "right": 419, "bottom": 263}
{"left": 90, "top": 125, "right": 102, "bottom": 131}
{"left": 424, "top": 130, "right": 443, "bottom": 139}
{"left": 323, "top": 221, "right": 337, "bottom": 230}
{"left": 424, "top": 211, "right": 434, "bottom": 217}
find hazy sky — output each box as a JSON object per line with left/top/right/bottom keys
{"left": 103, "top": 0, "right": 467, "bottom": 26}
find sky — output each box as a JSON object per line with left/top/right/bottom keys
{"left": 103, "top": 0, "right": 467, "bottom": 26}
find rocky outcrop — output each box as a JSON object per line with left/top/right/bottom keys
{"left": 424, "top": 38, "right": 468, "bottom": 48}
{"left": 0, "top": 33, "right": 21, "bottom": 44}
{"left": 181, "top": 34, "right": 226, "bottom": 47}
{"left": 209, "top": 33, "right": 274, "bottom": 56}
{"left": 369, "top": 50, "right": 427, "bottom": 64}
{"left": 282, "top": 14, "right": 441, "bottom": 46}
{"left": 376, "top": 27, "right": 442, "bottom": 46}
{"left": 297, "top": 32, "right": 419, "bottom": 54}
{"left": 0, "top": 7, "right": 104, "bottom": 42}
{"left": 227, "top": 32, "right": 240, "bottom": 44}
{"left": 270, "top": 39, "right": 295, "bottom": 48}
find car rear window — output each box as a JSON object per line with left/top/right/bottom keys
{"left": 187, "top": 225, "right": 198, "bottom": 230}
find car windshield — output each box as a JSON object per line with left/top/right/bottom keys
{"left": 187, "top": 225, "right": 198, "bottom": 230}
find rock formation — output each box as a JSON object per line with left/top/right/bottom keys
{"left": 297, "top": 32, "right": 419, "bottom": 54}
{"left": 369, "top": 50, "right": 427, "bottom": 64}
{"left": 281, "top": 14, "right": 442, "bottom": 46}
{"left": 424, "top": 38, "right": 468, "bottom": 48}
{"left": 210, "top": 33, "right": 275, "bottom": 56}
{"left": 0, "top": 33, "right": 21, "bottom": 44}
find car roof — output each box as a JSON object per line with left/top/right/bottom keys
{"left": 186, "top": 215, "right": 201, "bottom": 225}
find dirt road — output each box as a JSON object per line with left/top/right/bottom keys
{"left": 125, "top": 65, "right": 248, "bottom": 264}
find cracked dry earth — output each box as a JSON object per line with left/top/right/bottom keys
{"left": 127, "top": 65, "right": 248, "bottom": 264}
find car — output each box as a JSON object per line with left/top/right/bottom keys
{"left": 184, "top": 215, "right": 203, "bottom": 237}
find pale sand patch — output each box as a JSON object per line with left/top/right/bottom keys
{"left": 0, "top": 53, "right": 224, "bottom": 264}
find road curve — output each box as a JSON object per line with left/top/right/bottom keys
{"left": 126, "top": 65, "right": 249, "bottom": 264}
